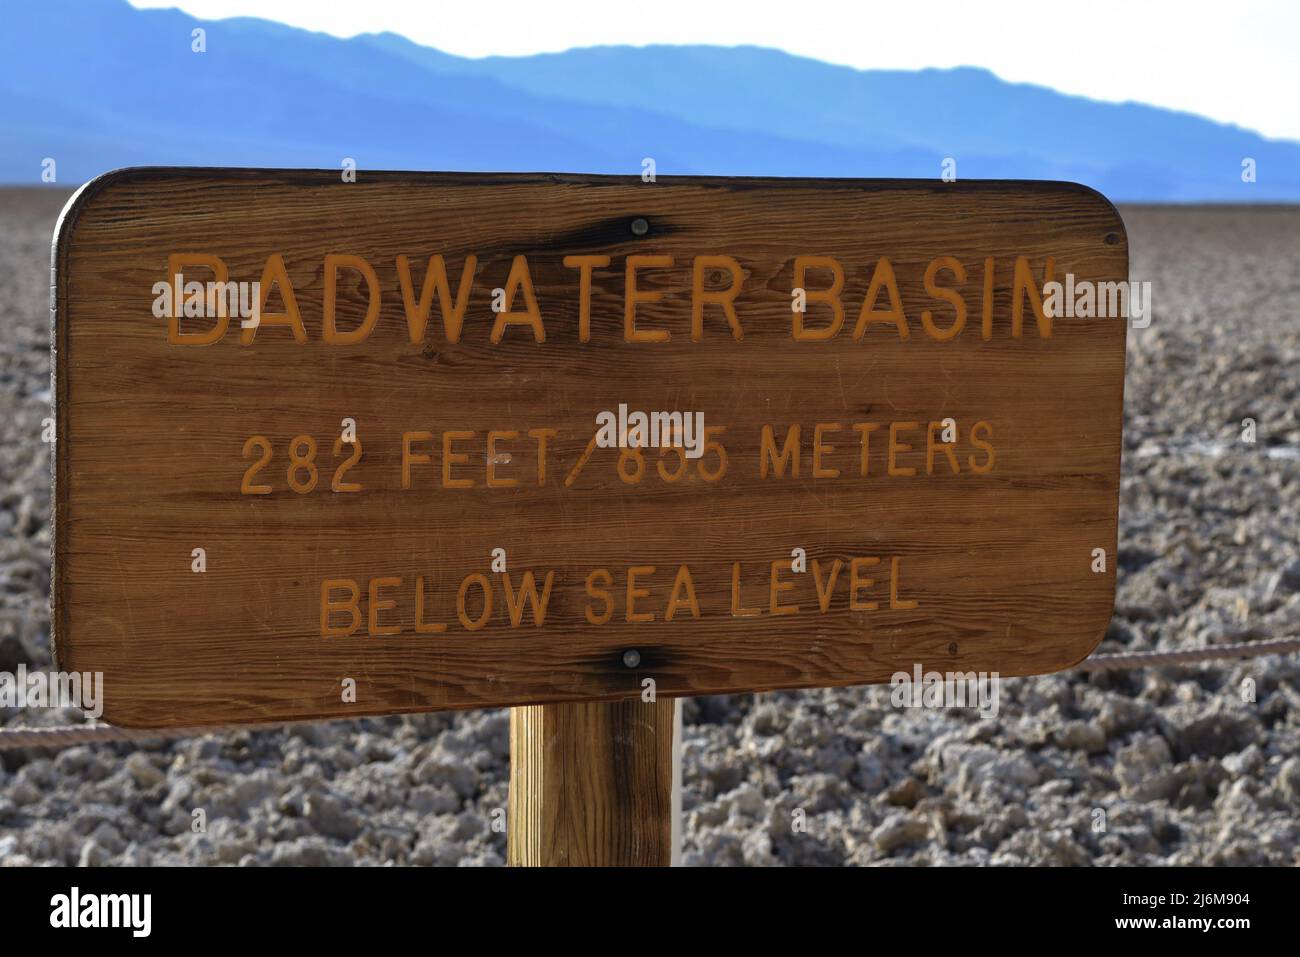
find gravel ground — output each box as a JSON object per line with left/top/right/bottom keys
{"left": 1, "top": 189, "right": 1298, "bottom": 866}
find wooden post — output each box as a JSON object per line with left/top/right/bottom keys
{"left": 671, "top": 698, "right": 683, "bottom": 866}
{"left": 509, "top": 697, "right": 675, "bottom": 866}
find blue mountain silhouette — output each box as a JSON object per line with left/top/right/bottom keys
{"left": 2, "top": 0, "right": 1295, "bottom": 199}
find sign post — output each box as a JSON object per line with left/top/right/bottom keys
{"left": 509, "top": 698, "right": 675, "bottom": 866}
{"left": 52, "top": 168, "right": 1126, "bottom": 865}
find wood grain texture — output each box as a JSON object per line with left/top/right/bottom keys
{"left": 509, "top": 697, "right": 674, "bottom": 866}
{"left": 52, "top": 168, "right": 1127, "bottom": 728}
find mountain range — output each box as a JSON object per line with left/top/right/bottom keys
{"left": 2, "top": 0, "right": 1297, "bottom": 199}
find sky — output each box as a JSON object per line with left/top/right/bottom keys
{"left": 130, "top": 0, "right": 1300, "bottom": 142}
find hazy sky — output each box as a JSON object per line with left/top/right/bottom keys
{"left": 131, "top": 0, "right": 1300, "bottom": 141}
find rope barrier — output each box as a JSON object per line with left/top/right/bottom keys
{"left": 2, "top": 636, "right": 1298, "bottom": 751}
{"left": 0, "top": 718, "right": 325, "bottom": 750}
{"left": 1070, "top": 636, "right": 1300, "bottom": 672}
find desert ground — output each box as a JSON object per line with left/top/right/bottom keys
{"left": 1, "top": 189, "right": 1297, "bottom": 866}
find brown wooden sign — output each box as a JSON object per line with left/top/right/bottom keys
{"left": 52, "top": 169, "right": 1127, "bottom": 728}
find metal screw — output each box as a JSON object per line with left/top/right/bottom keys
{"left": 630, "top": 217, "right": 649, "bottom": 237}
{"left": 622, "top": 649, "right": 641, "bottom": 668}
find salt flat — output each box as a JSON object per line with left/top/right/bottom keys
{"left": 1, "top": 189, "right": 1297, "bottom": 865}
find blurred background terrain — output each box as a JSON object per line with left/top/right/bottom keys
{"left": 2, "top": 0, "right": 1299, "bottom": 199}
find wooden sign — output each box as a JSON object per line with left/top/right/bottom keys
{"left": 52, "top": 169, "right": 1127, "bottom": 728}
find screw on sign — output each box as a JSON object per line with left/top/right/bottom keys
{"left": 52, "top": 169, "right": 1126, "bottom": 865}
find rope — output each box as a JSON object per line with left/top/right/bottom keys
{"left": 1071, "top": 636, "right": 1300, "bottom": 672}
{"left": 2, "top": 637, "right": 1298, "bottom": 751}
{"left": 0, "top": 718, "right": 323, "bottom": 750}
